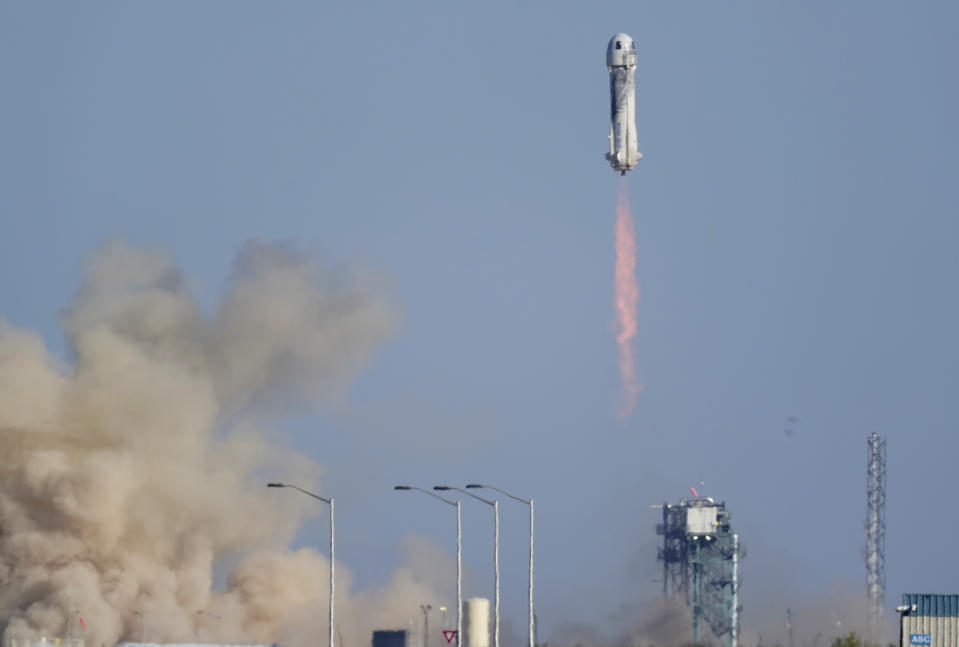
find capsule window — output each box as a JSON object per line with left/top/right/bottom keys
{"left": 615, "top": 41, "right": 622, "bottom": 50}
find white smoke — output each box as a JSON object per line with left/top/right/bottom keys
{"left": 0, "top": 240, "right": 443, "bottom": 647}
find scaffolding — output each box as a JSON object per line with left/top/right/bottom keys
{"left": 655, "top": 497, "right": 743, "bottom": 647}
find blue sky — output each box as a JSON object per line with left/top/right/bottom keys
{"left": 1, "top": 1, "right": 957, "bottom": 642}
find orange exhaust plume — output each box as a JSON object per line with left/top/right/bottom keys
{"left": 614, "top": 180, "right": 642, "bottom": 417}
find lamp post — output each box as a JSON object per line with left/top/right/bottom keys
{"left": 395, "top": 486, "right": 462, "bottom": 647}
{"left": 133, "top": 611, "right": 146, "bottom": 643}
{"left": 421, "top": 604, "right": 432, "bottom": 647}
{"left": 268, "top": 482, "right": 334, "bottom": 647}
{"left": 65, "top": 590, "right": 74, "bottom": 642}
{"left": 196, "top": 611, "right": 222, "bottom": 642}
{"left": 896, "top": 603, "right": 916, "bottom": 647}
{"left": 467, "top": 484, "right": 534, "bottom": 647}
{"left": 435, "top": 486, "right": 499, "bottom": 647}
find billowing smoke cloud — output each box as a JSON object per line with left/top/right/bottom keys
{"left": 622, "top": 596, "right": 697, "bottom": 647}
{"left": 551, "top": 590, "right": 890, "bottom": 647}
{"left": 738, "top": 583, "right": 895, "bottom": 647}
{"left": 0, "top": 240, "right": 443, "bottom": 647}
{"left": 549, "top": 596, "right": 700, "bottom": 647}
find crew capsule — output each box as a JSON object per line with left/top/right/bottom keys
{"left": 607, "top": 32, "right": 637, "bottom": 69}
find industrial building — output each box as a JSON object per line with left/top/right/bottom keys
{"left": 897, "top": 594, "right": 959, "bottom": 647}
{"left": 654, "top": 496, "right": 742, "bottom": 647}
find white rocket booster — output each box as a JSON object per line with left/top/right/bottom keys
{"left": 605, "top": 33, "right": 641, "bottom": 175}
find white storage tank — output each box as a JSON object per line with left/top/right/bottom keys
{"left": 463, "top": 598, "right": 490, "bottom": 647}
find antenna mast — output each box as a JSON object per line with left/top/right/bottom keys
{"left": 866, "top": 432, "right": 887, "bottom": 639}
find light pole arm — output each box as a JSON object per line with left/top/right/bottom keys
{"left": 417, "top": 487, "right": 458, "bottom": 507}
{"left": 268, "top": 482, "right": 331, "bottom": 504}
{"left": 466, "top": 484, "right": 530, "bottom": 505}
{"left": 396, "top": 485, "right": 458, "bottom": 507}
{"left": 438, "top": 486, "right": 495, "bottom": 506}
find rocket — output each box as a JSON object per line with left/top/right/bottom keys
{"left": 605, "top": 33, "right": 642, "bottom": 175}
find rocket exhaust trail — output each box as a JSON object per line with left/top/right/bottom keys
{"left": 614, "top": 179, "right": 641, "bottom": 417}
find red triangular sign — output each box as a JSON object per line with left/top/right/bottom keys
{"left": 443, "top": 631, "right": 457, "bottom": 643}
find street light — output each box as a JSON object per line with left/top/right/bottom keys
{"left": 421, "top": 604, "right": 432, "bottom": 647}
{"left": 896, "top": 603, "right": 916, "bottom": 647}
{"left": 196, "top": 611, "right": 222, "bottom": 642}
{"left": 67, "top": 610, "right": 79, "bottom": 642}
{"left": 133, "top": 611, "right": 145, "bottom": 643}
{"left": 395, "top": 486, "right": 462, "bottom": 647}
{"left": 467, "top": 484, "right": 534, "bottom": 647}
{"left": 268, "top": 482, "right": 334, "bottom": 647}
{"left": 64, "top": 590, "right": 75, "bottom": 642}
{"left": 435, "top": 486, "right": 499, "bottom": 647}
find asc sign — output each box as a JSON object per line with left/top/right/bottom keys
{"left": 910, "top": 634, "right": 931, "bottom": 645}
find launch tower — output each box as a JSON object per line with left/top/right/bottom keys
{"left": 655, "top": 496, "right": 742, "bottom": 647}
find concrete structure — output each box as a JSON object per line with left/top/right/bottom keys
{"left": 898, "top": 595, "right": 959, "bottom": 647}
{"left": 655, "top": 496, "right": 742, "bottom": 647}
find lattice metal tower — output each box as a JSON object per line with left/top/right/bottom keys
{"left": 866, "top": 433, "right": 887, "bottom": 636}
{"left": 656, "top": 497, "right": 743, "bottom": 647}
